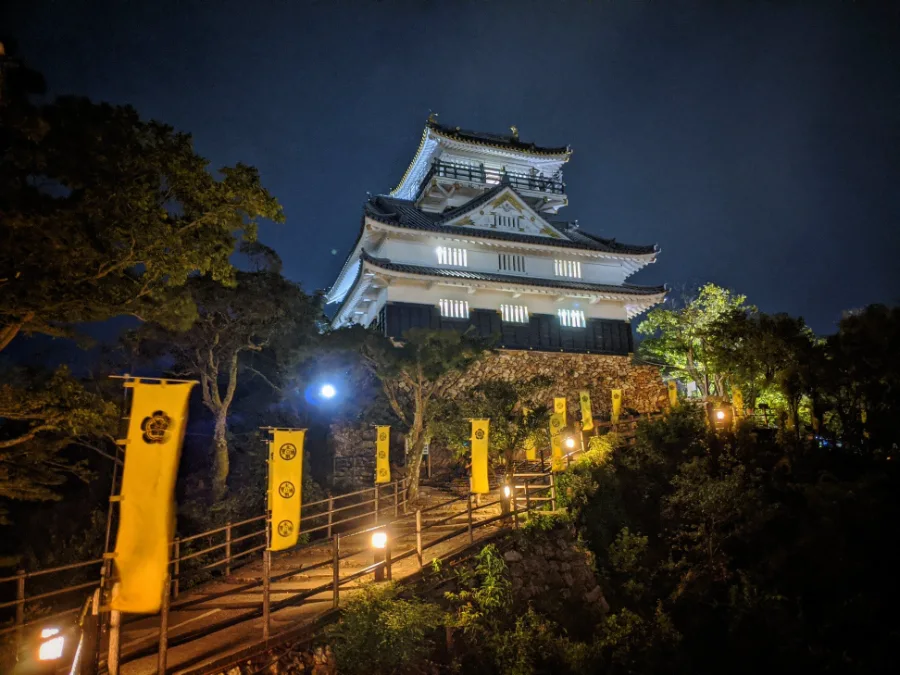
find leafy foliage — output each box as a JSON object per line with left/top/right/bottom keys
{"left": 431, "top": 376, "right": 552, "bottom": 479}
{"left": 637, "top": 283, "right": 751, "bottom": 396}
{"left": 326, "top": 584, "right": 444, "bottom": 675}
{"left": 357, "top": 327, "right": 488, "bottom": 498}
{"left": 128, "top": 267, "right": 320, "bottom": 499}
{"left": 0, "top": 94, "right": 283, "bottom": 352}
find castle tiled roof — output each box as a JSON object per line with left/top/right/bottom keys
{"left": 364, "top": 189, "right": 658, "bottom": 256}
{"left": 425, "top": 120, "right": 571, "bottom": 157}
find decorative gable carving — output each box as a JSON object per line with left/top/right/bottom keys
{"left": 443, "top": 187, "right": 569, "bottom": 240}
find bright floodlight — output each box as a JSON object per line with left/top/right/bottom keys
{"left": 503, "top": 485, "right": 511, "bottom": 498}
{"left": 39, "top": 636, "right": 65, "bottom": 661}
{"left": 40, "top": 627, "right": 60, "bottom": 639}
{"left": 716, "top": 410, "right": 726, "bottom": 420}
{"left": 565, "top": 437, "right": 576, "bottom": 449}
{"left": 320, "top": 384, "right": 336, "bottom": 399}
{"left": 371, "top": 531, "right": 387, "bottom": 549}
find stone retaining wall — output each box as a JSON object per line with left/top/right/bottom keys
{"left": 331, "top": 350, "right": 666, "bottom": 489}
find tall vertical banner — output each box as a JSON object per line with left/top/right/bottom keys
{"left": 732, "top": 387, "right": 744, "bottom": 418}
{"left": 579, "top": 390, "right": 594, "bottom": 432}
{"left": 522, "top": 408, "right": 537, "bottom": 461}
{"left": 269, "top": 429, "right": 305, "bottom": 552}
{"left": 554, "top": 397, "right": 567, "bottom": 426}
{"left": 375, "top": 425, "right": 391, "bottom": 484}
{"left": 549, "top": 412, "right": 565, "bottom": 472}
{"left": 111, "top": 379, "right": 195, "bottom": 613}
{"left": 667, "top": 381, "right": 678, "bottom": 408}
{"left": 611, "top": 389, "right": 623, "bottom": 424}
{"left": 470, "top": 419, "right": 490, "bottom": 494}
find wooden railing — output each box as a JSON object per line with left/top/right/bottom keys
{"left": 422, "top": 160, "right": 566, "bottom": 196}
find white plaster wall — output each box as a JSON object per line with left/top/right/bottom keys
{"left": 376, "top": 236, "right": 629, "bottom": 285}
{"left": 384, "top": 281, "right": 628, "bottom": 321}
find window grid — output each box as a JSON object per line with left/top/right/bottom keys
{"left": 494, "top": 215, "right": 520, "bottom": 229}
{"left": 439, "top": 299, "right": 469, "bottom": 319}
{"left": 436, "top": 246, "right": 468, "bottom": 267}
{"left": 500, "top": 304, "right": 529, "bottom": 324}
{"left": 558, "top": 308, "right": 586, "bottom": 328}
{"left": 554, "top": 259, "right": 582, "bottom": 278}
{"left": 498, "top": 253, "right": 526, "bottom": 273}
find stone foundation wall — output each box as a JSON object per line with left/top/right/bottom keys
{"left": 453, "top": 350, "right": 667, "bottom": 416}
{"left": 331, "top": 350, "right": 666, "bottom": 489}
{"left": 504, "top": 521, "right": 609, "bottom": 618}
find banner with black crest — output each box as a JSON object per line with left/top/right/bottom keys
{"left": 268, "top": 428, "right": 305, "bottom": 551}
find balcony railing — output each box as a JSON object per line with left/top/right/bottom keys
{"left": 421, "top": 160, "right": 566, "bottom": 196}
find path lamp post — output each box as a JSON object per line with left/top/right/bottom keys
{"left": 372, "top": 530, "right": 391, "bottom": 582}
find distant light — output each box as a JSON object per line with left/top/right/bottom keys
{"left": 320, "top": 384, "right": 336, "bottom": 399}
{"left": 39, "top": 636, "right": 65, "bottom": 661}
{"left": 565, "top": 437, "right": 576, "bottom": 449}
{"left": 371, "top": 531, "right": 387, "bottom": 549}
{"left": 40, "top": 627, "right": 60, "bottom": 639}
{"left": 716, "top": 410, "right": 726, "bottom": 420}
{"left": 503, "top": 485, "right": 511, "bottom": 498}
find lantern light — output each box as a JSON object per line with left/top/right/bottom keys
{"left": 716, "top": 410, "right": 726, "bottom": 420}
{"left": 371, "top": 531, "right": 387, "bottom": 549}
{"left": 565, "top": 437, "right": 576, "bottom": 449}
{"left": 503, "top": 485, "right": 511, "bottom": 498}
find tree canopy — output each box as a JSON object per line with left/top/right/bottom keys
{"left": 0, "top": 94, "right": 283, "bottom": 351}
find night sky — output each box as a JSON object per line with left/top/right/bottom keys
{"left": 5, "top": 0, "right": 899, "bottom": 334}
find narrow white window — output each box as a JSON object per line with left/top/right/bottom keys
{"left": 439, "top": 299, "right": 469, "bottom": 319}
{"left": 500, "top": 304, "right": 529, "bottom": 324}
{"left": 554, "top": 259, "right": 582, "bottom": 278}
{"left": 558, "top": 308, "right": 586, "bottom": 328}
{"left": 498, "top": 253, "right": 526, "bottom": 273}
{"left": 436, "top": 246, "right": 468, "bottom": 267}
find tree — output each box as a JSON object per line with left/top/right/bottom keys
{"left": 431, "top": 377, "right": 552, "bottom": 484}
{"left": 359, "top": 328, "right": 487, "bottom": 500}
{"left": 130, "top": 267, "right": 319, "bottom": 500}
{"left": 0, "top": 366, "right": 117, "bottom": 522}
{"left": 637, "top": 284, "right": 751, "bottom": 397}
{"left": 0, "top": 93, "right": 283, "bottom": 352}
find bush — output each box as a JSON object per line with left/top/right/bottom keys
{"left": 326, "top": 583, "right": 444, "bottom": 675}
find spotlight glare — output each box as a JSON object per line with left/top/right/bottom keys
{"left": 320, "top": 384, "right": 336, "bottom": 399}
{"left": 371, "top": 531, "right": 387, "bottom": 549}
{"left": 565, "top": 437, "right": 576, "bottom": 449}
{"left": 716, "top": 410, "right": 726, "bottom": 420}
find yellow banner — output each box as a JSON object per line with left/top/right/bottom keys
{"left": 579, "top": 390, "right": 594, "bottom": 432}
{"left": 611, "top": 389, "right": 623, "bottom": 424}
{"left": 269, "top": 429, "right": 305, "bottom": 552}
{"left": 553, "top": 397, "right": 567, "bottom": 426}
{"left": 732, "top": 387, "right": 744, "bottom": 418}
{"left": 549, "top": 412, "right": 565, "bottom": 472}
{"left": 111, "top": 380, "right": 195, "bottom": 613}
{"left": 470, "top": 419, "right": 490, "bottom": 494}
{"left": 375, "top": 425, "right": 391, "bottom": 484}
{"left": 667, "top": 381, "right": 678, "bottom": 408}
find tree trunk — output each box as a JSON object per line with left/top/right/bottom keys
{"left": 0, "top": 320, "right": 25, "bottom": 353}
{"left": 211, "top": 411, "right": 229, "bottom": 501}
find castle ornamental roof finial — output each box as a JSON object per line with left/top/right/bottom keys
{"left": 427, "top": 111, "right": 439, "bottom": 124}
{"left": 510, "top": 125, "right": 519, "bottom": 140}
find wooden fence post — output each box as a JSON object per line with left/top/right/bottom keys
{"left": 172, "top": 538, "right": 180, "bottom": 598}
{"left": 511, "top": 489, "right": 519, "bottom": 529}
{"left": 158, "top": 575, "right": 170, "bottom": 674}
{"left": 394, "top": 479, "right": 399, "bottom": 517}
{"left": 327, "top": 495, "right": 334, "bottom": 538}
{"left": 416, "top": 509, "right": 423, "bottom": 569}
{"left": 373, "top": 486, "right": 379, "bottom": 524}
{"left": 467, "top": 494, "right": 474, "bottom": 544}
{"left": 385, "top": 537, "right": 392, "bottom": 582}
{"left": 225, "top": 523, "right": 232, "bottom": 577}
{"left": 332, "top": 535, "right": 340, "bottom": 609}
{"left": 107, "top": 583, "right": 122, "bottom": 675}
{"left": 14, "top": 569, "right": 24, "bottom": 657}
{"left": 262, "top": 549, "right": 271, "bottom": 642}
{"left": 550, "top": 473, "right": 557, "bottom": 511}
{"left": 524, "top": 481, "right": 531, "bottom": 514}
